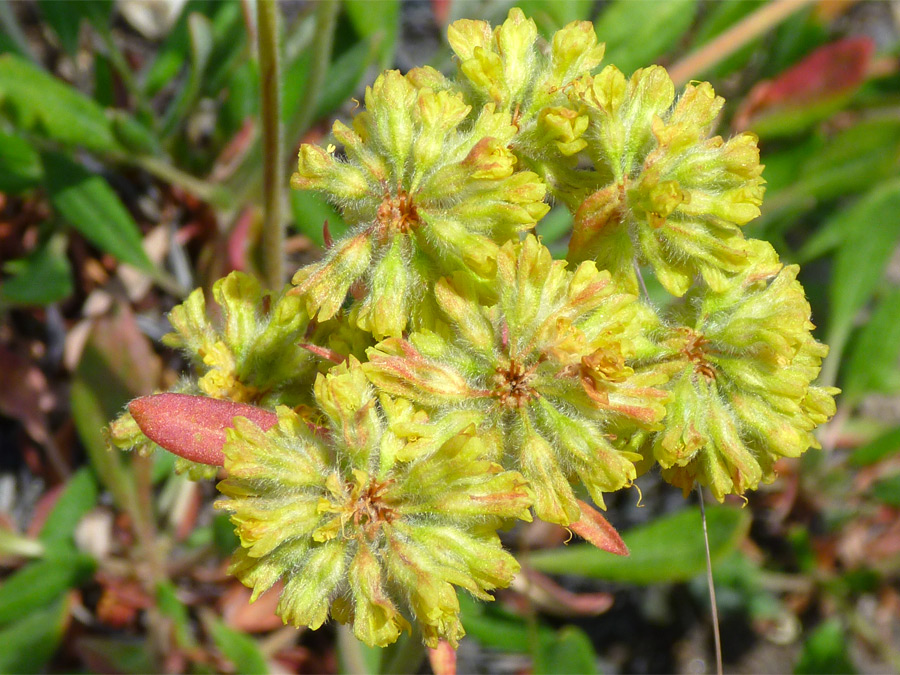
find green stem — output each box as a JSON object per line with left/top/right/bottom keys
{"left": 125, "top": 154, "right": 231, "bottom": 208}
{"left": 257, "top": 0, "right": 285, "bottom": 290}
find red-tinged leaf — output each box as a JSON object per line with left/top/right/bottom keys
{"left": 299, "top": 342, "right": 346, "bottom": 363}
{"left": 513, "top": 568, "right": 614, "bottom": 617}
{"left": 128, "top": 393, "right": 277, "bottom": 466}
{"left": 569, "top": 499, "right": 628, "bottom": 556}
{"left": 734, "top": 37, "right": 874, "bottom": 131}
{"left": 428, "top": 640, "right": 457, "bottom": 675}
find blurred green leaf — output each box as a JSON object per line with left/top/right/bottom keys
{"left": 111, "top": 111, "right": 162, "bottom": 155}
{"left": 316, "top": 37, "right": 375, "bottom": 120}
{"left": 594, "top": 0, "right": 698, "bottom": 75}
{"left": 213, "top": 513, "right": 240, "bottom": 555}
{"left": 0, "top": 54, "right": 120, "bottom": 153}
{"left": 74, "top": 637, "right": 157, "bottom": 674}
{"left": 157, "top": 582, "right": 197, "bottom": 649}
{"left": 534, "top": 626, "right": 598, "bottom": 675}
{"left": 141, "top": 3, "right": 191, "bottom": 97}
{"left": 795, "top": 618, "right": 855, "bottom": 674}
{"left": 0, "top": 595, "right": 70, "bottom": 673}
{"left": 161, "top": 11, "right": 213, "bottom": 137}
{"left": 459, "top": 593, "right": 556, "bottom": 653}
{"left": 1, "top": 232, "right": 73, "bottom": 306}
{"left": 207, "top": 616, "right": 269, "bottom": 675}
{"left": 688, "top": 0, "right": 763, "bottom": 79}
{"left": 527, "top": 506, "right": 749, "bottom": 583}
{"left": 0, "top": 552, "right": 94, "bottom": 625}
{"left": 870, "top": 475, "right": 900, "bottom": 508}
{"left": 517, "top": 0, "right": 593, "bottom": 35}
{"left": 849, "top": 426, "right": 900, "bottom": 467}
{"left": 290, "top": 190, "right": 348, "bottom": 246}
{"left": 38, "top": 467, "right": 98, "bottom": 549}
{"left": 0, "top": 130, "right": 42, "bottom": 192}
{"left": 44, "top": 152, "right": 154, "bottom": 273}
{"left": 344, "top": 0, "right": 399, "bottom": 70}
{"left": 38, "top": 0, "right": 112, "bottom": 55}
{"left": 843, "top": 290, "right": 900, "bottom": 401}
{"left": 827, "top": 179, "right": 900, "bottom": 350}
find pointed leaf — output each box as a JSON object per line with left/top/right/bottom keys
{"left": 527, "top": 506, "right": 750, "bottom": 584}
{"left": 569, "top": 500, "right": 628, "bottom": 556}
{"left": 1, "top": 232, "right": 73, "bottom": 305}
{"left": 129, "top": 393, "right": 277, "bottom": 466}
{"left": 0, "top": 595, "right": 71, "bottom": 673}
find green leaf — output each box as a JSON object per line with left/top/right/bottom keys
{"left": 206, "top": 617, "right": 269, "bottom": 675}
{"left": 688, "top": 0, "right": 764, "bottom": 78}
{"left": 157, "top": 582, "right": 197, "bottom": 649}
{"left": 0, "top": 595, "right": 70, "bottom": 673}
{"left": 849, "top": 426, "right": 900, "bottom": 467}
{"left": 344, "top": 0, "right": 399, "bottom": 70}
{"left": 516, "top": 0, "right": 593, "bottom": 35}
{"left": 594, "top": 0, "right": 698, "bottom": 75}
{"left": 161, "top": 11, "right": 213, "bottom": 137}
{"left": 527, "top": 506, "right": 750, "bottom": 583}
{"left": 0, "top": 552, "right": 94, "bottom": 625}
{"left": 38, "top": 467, "right": 98, "bottom": 549}
{"left": 534, "top": 626, "right": 599, "bottom": 675}
{"left": 141, "top": 3, "right": 191, "bottom": 97}
{"left": 1, "top": 232, "right": 73, "bottom": 306}
{"left": 74, "top": 637, "right": 158, "bottom": 674}
{"left": 459, "top": 593, "right": 556, "bottom": 653}
{"left": 316, "top": 38, "right": 376, "bottom": 120}
{"left": 843, "top": 290, "right": 900, "bottom": 400}
{"left": 290, "top": 189, "right": 348, "bottom": 246}
{"left": 38, "top": 0, "right": 112, "bottom": 55}
{"left": 0, "top": 130, "right": 42, "bottom": 192}
{"left": 828, "top": 179, "right": 900, "bottom": 350}
{"left": 111, "top": 111, "right": 162, "bottom": 156}
{"left": 0, "top": 54, "right": 120, "bottom": 153}
{"left": 795, "top": 618, "right": 856, "bottom": 674}
{"left": 43, "top": 152, "right": 154, "bottom": 273}
{"left": 870, "top": 475, "right": 900, "bottom": 508}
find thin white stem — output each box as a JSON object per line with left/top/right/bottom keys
{"left": 698, "top": 487, "right": 724, "bottom": 675}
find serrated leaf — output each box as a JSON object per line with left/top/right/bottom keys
{"left": 849, "top": 426, "right": 900, "bottom": 467}
{"left": 594, "top": 0, "right": 698, "bottom": 75}
{"left": 828, "top": 180, "right": 900, "bottom": 351}
{"left": 526, "top": 506, "right": 749, "bottom": 583}
{"left": 1, "top": 232, "right": 73, "bottom": 305}
{"left": 0, "top": 130, "right": 42, "bottom": 192}
{"left": 0, "top": 552, "right": 94, "bottom": 625}
{"left": 0, "top": 595, "right": 70, "bottom": 673}
{"left": 38, "top": 467, "right": 98, "bottom": 549}
{"left": 43, "top": 151, "right": 154, "bottom": 273}
{"left": 843, "top": 290, "right": 900, "bottom": 401}
{"left": 207, "top": 616, "right": 269, "bottom": 674}
{"left": 0, "top": 54, "right": 119, "bottom": 153}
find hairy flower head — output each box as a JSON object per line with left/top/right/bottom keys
{"left": 217, "top": 358, "right": 532, "bottom": 648}
{"left": 364, "top": 235, "right": 667, "bottom": 525}
{"left": 568, "top": 65, "right": 765, "bottom": 296}
{"left": 640, "top": 244, "right": 838, "bottom": 500}
{"left": 290, "top": 69, "right": 549, "bottom": 339}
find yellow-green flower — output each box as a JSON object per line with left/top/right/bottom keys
{"left": 364, "top": 235, "right": 667, "bottom": 526}
{"left": 568, "top": 65, "right": 765, "bottom": 296}
{"left": 639, "top": 245, "right": 838, "bottom": 500}
{"left": 217, "top": 358, "right": 532, "bottom": 648}
{"left": 290, "top": 69, "right": 549, "bottom": 339}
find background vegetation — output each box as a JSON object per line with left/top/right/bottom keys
{"left": 1, "top": 0, "right": 899, "bottom": 672}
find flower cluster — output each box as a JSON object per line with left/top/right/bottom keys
{"left": 116, "top": 8, "right": 837, "bottom": 649}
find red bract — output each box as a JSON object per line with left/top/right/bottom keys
{"left": 129, "top": 393, "right": 277, "bottom": 466}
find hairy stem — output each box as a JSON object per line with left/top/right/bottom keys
{"left": 257, "top": 0, "right": 285, "bottom": 290}
{"left": 668, "top": 0, "right": 815, "bottom": 85}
